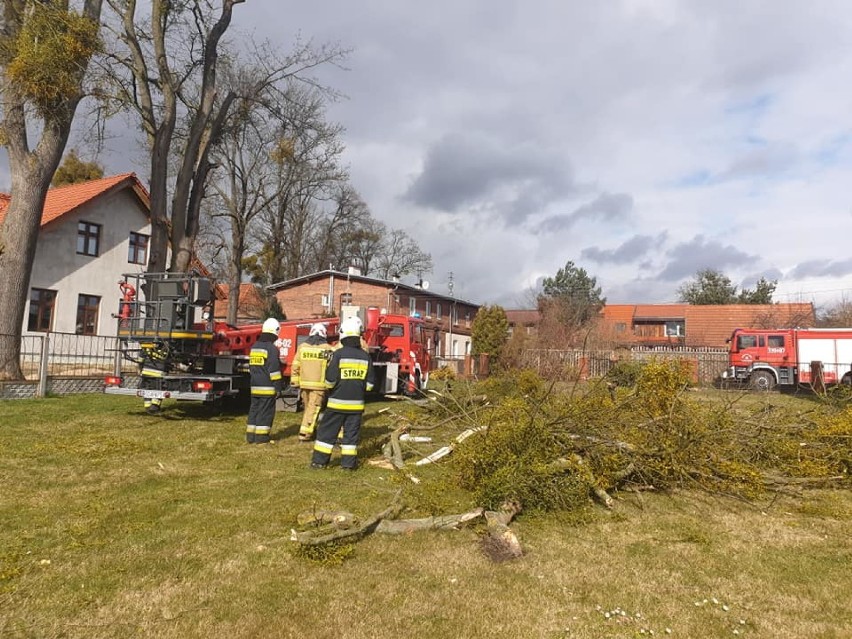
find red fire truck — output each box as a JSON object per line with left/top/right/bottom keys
{"left": 103, "top": 273, "right": 430, "bottom": 406}
{"left": 722, "top": 327, "right": 852, "bottom": 391}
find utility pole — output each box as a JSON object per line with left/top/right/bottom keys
{"left": 448, "top": 272, "right": 454, "bottom": 360}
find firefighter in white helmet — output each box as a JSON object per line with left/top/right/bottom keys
{"left": 246, "top": 317, "right": 283, "bottom": 444}
{"left": 290, "top": 322, "right": 334, "bottom": 441}
{"left": 311, "top": 316, "right": 374, "bottom": 470}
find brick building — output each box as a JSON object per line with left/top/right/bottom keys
{"left": 268, "top": 269, "right": 480, "bottom": 359}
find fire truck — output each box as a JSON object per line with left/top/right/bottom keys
{"left": 103, "top": 272, "right": 430, "bottom": 406}
{"left": 722, "top": 327, "right": 852, "bottom": 391}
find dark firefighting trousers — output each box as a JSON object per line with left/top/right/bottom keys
{"left": 311, "top": 410, "right": 362, "bottom": 469}
{"left": 140, "top": 370, "right": 164, "bottom": 413}
{"left": 246, "top": 395, "right": 276, "bottom": 444}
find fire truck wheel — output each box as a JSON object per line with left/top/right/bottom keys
{"left": 750, "top": 370, "right": 775, "bottom": 392}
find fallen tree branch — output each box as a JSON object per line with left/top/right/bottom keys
{"left": 375, "top": 508, "right": 484, "bottom": 535}
{"left": 291, "top": 492, "right": 404, "bottom": 546}
{"left": 415, "top": 426, "right": 488, "bottom": 466}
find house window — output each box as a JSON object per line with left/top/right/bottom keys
{"left": 321, "top": 294, "right": 330, "bottom": 308}
{"left": 425, "top": 300, "right": 431, "bottom": 317}
{"left": 340, "top": 292, "right": 353, "bottom": 306}
{"left": 665, "top": 321, "right": 685, "bottom": 337}
{"left": 465, "top": 311, "right": 471, "bottom": 327}
{"left": 77, "top": 221, "right": 101, "bottom": 256}
{"left": 451, "top": 305, "right": 458, "bottom": 325}
{"left": 76, "top": 294, "right": 100, "bottom": 335}
{"left": 28, "top": 288, "right": 57, "bottom": 332}
{"left": 128, "top": 232, "right": 149, "bottom": 265}
{"left": 437, "top": 303, "right": 442, "bottom": 319}
{"left": 409, "top": 297, "right": 416, "bottom": 314}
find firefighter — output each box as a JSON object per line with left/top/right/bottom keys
{"left": 246, "top": 317, "right": 283, "bottom": 444}
{"left": 311, "top": 317, "right": 374, "bottom": 470}
{"left": 139, "top": 341, "right": 170, "bottom": 415}
{"left": 291, "top": 323, "right": 334, "bottom": 442}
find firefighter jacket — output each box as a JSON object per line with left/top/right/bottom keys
{"left": 324, "top": 338, "right": 375, "bottom": 412}
{"left": 140, "top": 343, "right": 170, "bottom": 378}
{"left": 290, "top": 335, "right": 334, "bottom": 390}
{"left": 250, "top": 333, "right": 283, "bottom": 397}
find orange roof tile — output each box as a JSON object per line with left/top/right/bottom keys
{"left": 505, "top": 309, "right": 541, "bottom": 325}
{"left": 0, "top": 173, "right": 150, "bottom": 227}
{"left": 598, "top": 303, "right": 815, "bottom": 348}
{"left": 214, "top": 283, "right": 266, "bottom": 323}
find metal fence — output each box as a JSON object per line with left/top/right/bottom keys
{"left": 520, "top": 347, "right": 730, "bottom": 385}
{"left": 2, "top": 332, "right": 137, "bottom": 398}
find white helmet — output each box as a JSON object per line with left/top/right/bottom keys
{"left": 339, "top": 317, "right": 361, "bottom": 338}
{"left": 262, "top": 317, "right": 281, "bottom": 335}
{"left": 309, "top": 323, "right": 327, "bottom": 338}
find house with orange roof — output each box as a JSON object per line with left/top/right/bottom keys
{"left": 0, "top": 174, "right": 152, "bottom": 336}
{"left": 600, "top": 303, "right": 816, "bottom": 348}
{"left": 504, "top": 303, "right": 815, "bottom": 349}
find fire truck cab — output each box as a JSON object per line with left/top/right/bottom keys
{"left": 723, "top": 327, "right": 852, "bottom": 391}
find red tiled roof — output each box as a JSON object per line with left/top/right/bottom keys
{"left": 505, "top": 309, "right": 541, "bottom": 325}
{"left": 0, "top": 173, "right": 150, "bottom": 227}
{"left": 599, "top": 303, "right": 815, "bottom": 348}
{"left": 214, "top": 283, "right": 266, "bottom": 323}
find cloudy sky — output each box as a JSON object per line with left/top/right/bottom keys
{"left": 17, "top": 0, "right": 852, "bottom": 308}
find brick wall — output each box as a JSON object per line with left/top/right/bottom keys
{"left": 275, "top": 277, "right": 400, "bottom": 319}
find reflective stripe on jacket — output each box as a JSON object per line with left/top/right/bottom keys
{"left": 324, "top": 343, "right": 374, "bottom": 412}
{"left": 249, "top": 336, "right": 282, "bottom": 396}
{"left": 291, "top": 339, "right": 333, "bottom": 389}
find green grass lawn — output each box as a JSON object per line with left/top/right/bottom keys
{"left": 0, "top": 393, "right": 850, "bottom": 638}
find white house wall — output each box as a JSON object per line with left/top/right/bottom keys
{"left": 23, "top": 189, "right": 151, "bottom": 337}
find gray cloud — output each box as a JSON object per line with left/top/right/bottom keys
{"left": 788, "top": 259, "right": 852, "bottom": 279}
{"left": 535, "top": 192, "right": 633, "bottom": 235}
{"left": 718, "top": 142, "right": 799, "bottom": 181}
{"left": 739, "top": 268, "right": 783, "bottom": 289}
{"left": 581, "top": 232, "right": 667, "bottom": 265}
{"left": 403, "top": 132, "right": 577, "bottom": 223}
{"left": 657, "top": 235, "right": 758, "bottom": 281}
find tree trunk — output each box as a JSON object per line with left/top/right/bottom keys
{"left": 0, "top": 171, "right": 57, "bottom": 380}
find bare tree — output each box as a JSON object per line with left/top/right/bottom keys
{"left": 373, "top": 228, "right": 433, "bottom": 280}
{"left": 0, "top": 0, "right": 103, "bottom": 380}
{"left": 102, "top": 0, "right": 346, "bottom": 274}
{"left": 207, "top": 97, "right": 288, "bottom": 323}
{"left": 247, "top": 91, "right": 349, "bottom": 285}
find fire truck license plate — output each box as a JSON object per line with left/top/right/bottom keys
{"left": 137, "top": 390, "right": 167, "bottom": 399}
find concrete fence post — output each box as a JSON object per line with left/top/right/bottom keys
{"left": 37, "top": 334, "right": 50, "bottom": 397}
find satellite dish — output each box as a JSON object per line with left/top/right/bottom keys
{"left": 420, "top": 280, "right": 430, "bottom": 290}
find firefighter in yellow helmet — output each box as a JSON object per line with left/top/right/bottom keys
{"left": 311, "top": 317, "right": 374, "bottom": 470}
{"left": 290, "top": 322, "right": 334, "bottom": 441}
{"left": 246, "top": 318, "right": 283, "bottom": 444}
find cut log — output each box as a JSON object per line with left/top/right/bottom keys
{"left": 481, "top": 500, "right": 523, "bottom": 562}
